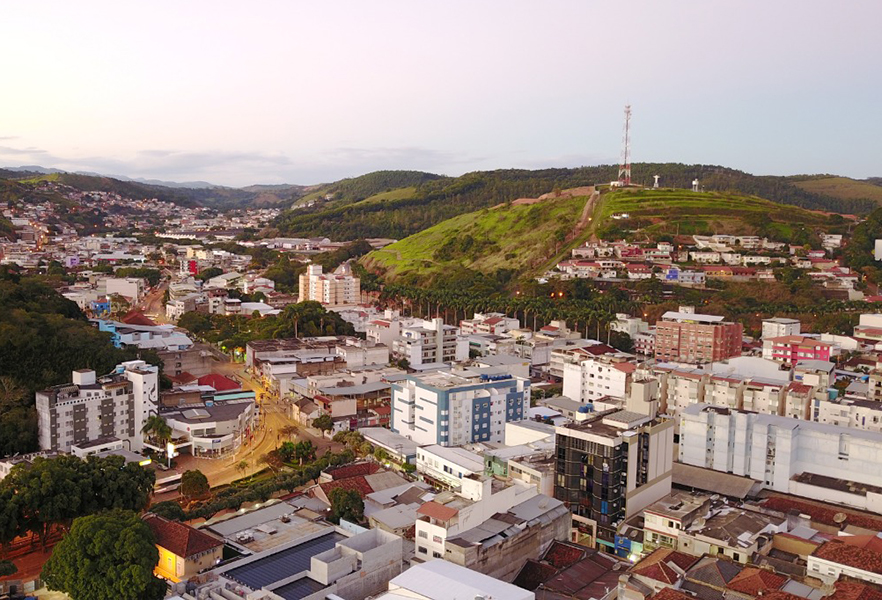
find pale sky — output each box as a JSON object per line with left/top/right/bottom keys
{"left": 0, "top": 1, "right": 879, "bottom": 187}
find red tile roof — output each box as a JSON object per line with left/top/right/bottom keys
{"left": 762, "top": 591, "right": 809, "bottom": 600}
{"left": 726, "top": 567, "right": 787, "bottom": 595}
{"left": 843, "top": 534, "right": 882, "bottom": 554}
{"left": 121, "top": 310, "right": 158, "bottom": 326}
{"left": 812, "top": 540, "right": 882, "bottom": 575}
{"left": 318, "top": 475, "right": 374, "bottom": 499}
{"left": 762, "top": 498, "right": 882, "bottom": 531}
{"left": 417, "top": 501, "right": 459, "bottom": 522}
{"left": 197, "top": 373, "right": 240, "bottom": 391}
{"left": 543, "top": 540, "right": 586, "bottom": 569}
{"left": 143, "top": 513, "right": 222, "bottom": 558}
{"left": 650, "top": 588, "right": 696, "bottom": 600}
{"left": 830, "top": 581, "right": 882, "bottom": 600}
{"left": 633, "top": 548, "right": 698, "bottom": 585}
{"left": 325, "top": 461, "right": 380, "bottom": 480}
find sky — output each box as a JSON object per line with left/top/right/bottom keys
{"left": 0, "top": 1, "right": 880, "bottom": 187}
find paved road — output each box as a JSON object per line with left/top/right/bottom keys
{"left": 138, "top": 280, "right": 169, "bottom": 323}
{"left": 158, "top": 363, "right": 340, "bottom": 494}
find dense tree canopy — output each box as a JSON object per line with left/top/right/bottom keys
{"left": 328, "top": 488, "right": 364, "bottom": 525}
{"left": 42, "top": 510, "right": 165, "bottom": 600}
{"left": 180, "top": 469, "right": 210, "bottom": 500}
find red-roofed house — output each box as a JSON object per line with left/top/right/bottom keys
{"left": 726, "top": 566, "right": 787, "bottom": 595}
{"left": 197, "top": 373, "right": 241, "bottom": 392}
{"left": 121, "top": 310, "right": 158, "bottom": 326}
{"left": 143, "top": 513, "right": 223, "bottom": 582}
{"left": 809, "top": 540, "right": 882, "bottom": 585}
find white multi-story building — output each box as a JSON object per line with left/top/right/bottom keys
{"left": 416, "top": 444, "right": 485, "bottom": 489}
{"left": 391, "top": 368, "right": 530, "bottom": 446}
{"left": 459, "top": 312, "right": 520, "bottom": 336}
{"left": 611, "top": 313, "right": 650, "bottom": 338}
{"left": 761, "top": 317, "right": 801, "bottom": 340}
{"left": 365, "top": 309, "right": 411, "bottom": 348}
{"left": 392, "top": 318, "right": 467, "bottom": 368}
{"left": 297, "top": 264, "right": 360, "bottom": 306}
{"left": 562, "top": 354, "right": 636, "bottom": 403}
{"left": 36, "top": 361, "right": 159, "bottom": 453}
{"left": 101, "top": 277, "right": 145, "bottom": 303}
{"left": 679, "top": 404, "right": 882, "bottom": 511}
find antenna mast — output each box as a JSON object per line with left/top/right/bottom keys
{"left": 617, "top": 105, "right": 632, "bottom": 186}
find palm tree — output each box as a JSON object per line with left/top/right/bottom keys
{"left": 236, "top": 460, "right": 249, "bottom": 481}
{"left": 141, "top": 415, "right": 172, "bottom": 447}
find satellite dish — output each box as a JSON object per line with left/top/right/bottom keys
{"left": 833, "top": 512, "right": 847, "bottom": 524}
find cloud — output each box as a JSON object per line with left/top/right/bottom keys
{"left": 0, "top": 145, "right": 49, "bottom": 157}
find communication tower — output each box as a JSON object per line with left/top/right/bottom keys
{"left": 617, "top": 105, "right": 632, "bottom": 186}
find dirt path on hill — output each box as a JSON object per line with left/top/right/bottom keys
{"left": 576, "top": 187, "right": 600, "bottom": 242}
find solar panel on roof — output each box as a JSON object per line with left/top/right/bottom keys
{"left": 225, "top": 532, "right": 344, "bottom": 589}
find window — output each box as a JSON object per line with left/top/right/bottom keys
{"left": 418, "top": 531, "right": 427, "bottom": 538}
{"left": 433, "top": 551, "right": 442, "bottom": 558}
{"left": 418, "top": 546, "right": 428, "bottom": 554}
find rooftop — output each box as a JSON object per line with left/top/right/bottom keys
{"left": 143, "top": 513, "right": 223, "bottom": 558}
{"left": 812, "top": 540, "right": 882, "bottom": 575}
{"left": 388, "top": 559, "right": 533, "bottom": 600}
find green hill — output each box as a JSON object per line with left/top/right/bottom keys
{"left": 789, "top": 176, "right": 882, "bottom": 206}
{"left": 277, "top": 163, "right": 875, "bottom": 242}
{"left": 592, "top": 188, "right": 838, "bottom": 242}
{"left": 362, "top": 187, "right": 846, "bottom": 286}
{"left": 362, "top": 192, "right": 596, "bottom": 284}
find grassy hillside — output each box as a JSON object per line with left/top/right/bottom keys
{"left": 593, "top": 188, "right": 837, "bottom": 242}
{"left": 790, "top": 176, "right": 882, "bottom": 205}
{"left": 363, "top": 186, "right": 848, "bottom": 287}
{"left": 277, "top": 163, "right": 876, "bottom": 242}
{"left": 292, "top": 170, "right": 443, "bottom": 208}
{"left": 362, "top": 194, "right": 592, "bottom": 284}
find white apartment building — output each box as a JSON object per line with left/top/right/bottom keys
{"left": 416, "top": 445, "right": 485, "bottom": 489}
{"left": 391, "top": 368, "right": 530, "bottom": 446}
{"left": 761, "top": 317, "right": 801, "bottom": 339}
{"left": 679, "top": 404, "right": 882, "bottom": 511}
{"left": 365, "top": 309, "right": 410, "bottom": 348}
{"left": 297, "top": 264, "right": 360, "bottom": 306}
{"left": 562, "top": 354, "right": 636, "bottom": 403}
{"left": 611, "top": 313, "right": 650, "bottom": 338}
{"left": 36, "top": 360, "right": 159, "bottom": 453}
{"left": 459, "top": 312, "right": 520, "bottom": 336}
{"left": 101, "top": 277, "right": 144, "bottom": 303}
{"left": 392, "top": 318, "right": 467, "bottom": 368}
{"left": 414, "top": 475, "right": 538, "bottom": 559}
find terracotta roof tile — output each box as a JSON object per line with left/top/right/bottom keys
{"left": 417, "top": 501, "right": 458, "bottom": 522}
{"left": 830, "top": 581, "right": 882, "bottom": 600}
{"left": 762, "top": 498, "right": 882, "bottom": 531}
{"left": 318, "top": 476, "right": 374, "bottom": 499}
{"left": 651, "top": 587, "right": 696, "bottom": 600}
{"left": 543, "top": 540, "right": 586, "bottom": 569}
{"left": 813, "top": 541, "right": 882, "bottom": 575}
{"left": 325, "top": 461, "right": 380, "bottom": 480}
{"left": 726, "top": 567, "right": 786, "bottom": 595}
{"left": 144, "top": 513, "right": 223, "bottom": 558}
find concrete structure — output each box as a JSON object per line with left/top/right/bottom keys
{"left": 391, "top": 368, "right": 530, "bottom": 446}
{"left": 162, "top": 393, "right": 256, "bottom": 457}
{"left": 762, "top": 317, "right": 801, "bottom": 340}
{"left": 612, "top": 313, "right": 650, "bottom": 338}
{"left": 808, "top": 540, "right": 882, "bottom": 586}
{"left": 563, "top": 353, "right": 637, "bottom": 404}
{"left": 417, "top": 444, "right": 485, "bottom": 489}
{"left": 679, "top": 404, "right": 882, "bottom": 511}
{"left": 359, "top": 427, "right": 419, "bottom": 464}
{"left": 763, "top": 335, "right": 834, "bottom": 365}
{"left": 392, "top": 317, "right": 468, "bottom": 368}
{"left": 375, "top": 559, "right": 535, "bottom": 600}
{"left": 36, "top": 361, "right": 159, "bottom": 453}
{"left": 297, "top": 263, "right": 360, "bottom": 306}
{"left": 654, "top": 307, "right": 742, "bottom": 364}
{"left": 101, "top": 276, "right": 144, "bottom": 303}
{"left": 459, "top": 312, "right": 520, "bottom": 336}
{"left": 642, "top": 492, "right": 711, "bottom": 552}
{"left": 553, "top": 386, "right": 675, "bottom": 550}
{"left": 854, "top": 313, "right": 882, "bottom": 342}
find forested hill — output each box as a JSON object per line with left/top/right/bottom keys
{"left": 0, "top": 171, "right": 310, "bottom": 210}
{"left": 273, "top": 163, "right": 878, "bottom": 241}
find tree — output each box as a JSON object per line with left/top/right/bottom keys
{"left": 141, "top": 415, "right": 172, "bottom": 447}
{"left": 179, "top": 470, "right": 210, "bottom": 500}
{"left": 313, "top": 414, "right": 334, "bottom": 432}
{"left": 148, "top": 501, "right": 186, "bottom": 521}
{"left": 328, "top": 488, "right": 364, "bottom": 525}
{"left": 236, "top": 460, "right": 250, "bottom": 481}
{"left": 42, "top": 510, "right": 165, "bottom": 600}
{"left": 279, "top": 424, "right": 299, "bottom": 440}
{"left": 0, "top": 560, "right": 16, "bottom": 577}
{"left": 373, "top": 447, "right": 389, "bottom": 462}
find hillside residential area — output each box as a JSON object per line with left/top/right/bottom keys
{"left": 1, "top": 3, "right": 880, "bottom": 600}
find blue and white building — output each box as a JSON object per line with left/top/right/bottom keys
{"left": 391, "top": 367, "right": 530, "bottom": 446}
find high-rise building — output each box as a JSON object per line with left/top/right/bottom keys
{"left": 553, "top": 379, "right": 674, "bottom": 550}
{"left": 392, "top": 318, "right": 468, "bottom": 368}
{"left": 391, "top": 368, "right": 530, "bottom": 446}
{"left": 654, "top": 307, "right": 742, "bottom": 364}
{"left": 36, "top": 360, "right": 159, "bottom": 453}
{"left": 297, "top": 264, "right": 360, "bottom": 306}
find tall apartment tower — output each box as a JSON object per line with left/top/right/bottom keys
{"left": 553, "top": 379, "right": 674, "bottom": 549}
{"left": 298, "top": 264, "right": 361, "bottom": 306}
{"left": 36, "top": 360, "right": 159, "bottom": 453}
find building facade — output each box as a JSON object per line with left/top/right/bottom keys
{"left": 36, "top": 361, "right": 159, "bottom": 453}
{"left": 297, "top": 264, "right": 360, "bottom": 306}
{"left": 654, "top": 308, "right": 742, "bottom": 364}
{"left": 391, "top": 369, "right": 530, "bottom": 446}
